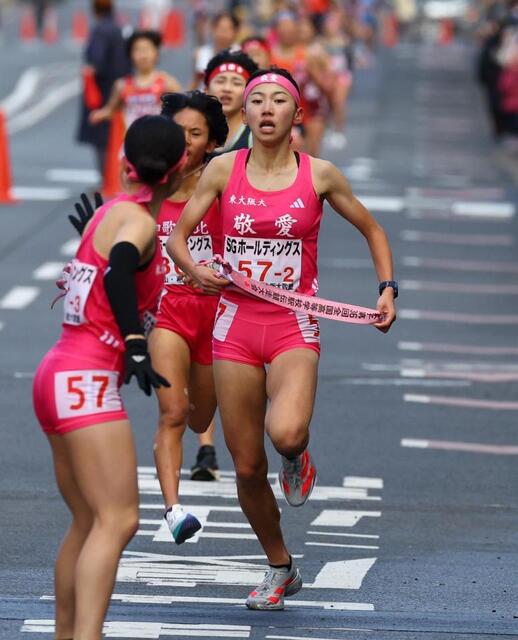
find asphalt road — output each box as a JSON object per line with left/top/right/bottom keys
{"left": 0, "top": 4, "right": 517, "bottom": 639}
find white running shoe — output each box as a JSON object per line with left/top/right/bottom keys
{"left": 246, "top": 559, "right": 302, "bottom": 610}
{"left": 164, "top": 505, "right": 201, "bottom": 545}
{"left": 279, "top": 450, "right": 317, "bottom": 507}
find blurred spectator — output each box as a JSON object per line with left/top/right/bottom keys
{"left": 141, "top": 0, "right": 171, "bottom": 31}
{"left": 241, "top": 35, "right": 273, "bottom": 68}
{"left": 191, "top": 12, "right": 240, "bottom": 89}
{"left": 26, "top": 0, "right": 51, "bottom": 37}
{"left": 76, "top": 0, "right": 130, "bottom": 176}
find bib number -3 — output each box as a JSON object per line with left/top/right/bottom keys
{"left": 55, "top": 370, "right": 122, "bottom": 419}
{"left": 63, "top": 259, "right": 97, "bottom": 326}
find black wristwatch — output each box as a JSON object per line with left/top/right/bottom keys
{"left": 379, "top": 280, "right": 398, "bottom": 298}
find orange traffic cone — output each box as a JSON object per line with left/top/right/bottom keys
{"left": 19, "top": 9, "right": 37, "bottom": 41}
{"left": 438, "top": 19, "right": 455, "bottom": 45}
{"left": 382, "top": 13, "right": 399, "bottom": 48}
{"left": 0, "top": 111, "right": 16, "bottom": 204}
{"left": 102, "top": 111, "right": 125, "bottom": 198}
{"left": 162, "top": 10, "right": 185, "bottom": 48}
{"left": 72, "top": 10, "right": 88, "bottom": 44}
{"left": 43, "top": 8, "right": 58, "bottom": 43}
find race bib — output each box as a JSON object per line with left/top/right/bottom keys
{"left": 63, "top": 259, "right": 97, "bottom": 326}
{"left": 224, "top": 236, "right": 302, "bottom": 290}
{"left": 55, "top": 370, "right": 122, "bottom": 419}
{"left": 159, "top": 235, "right": 214, "bottom": 285}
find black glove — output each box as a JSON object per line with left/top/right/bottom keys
{"left": 68, "top": 192, "right": 104, "bottom": 236}
{"left": 124, "top": 338, "right": 171, "bottom": 396}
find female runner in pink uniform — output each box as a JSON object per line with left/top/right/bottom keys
{"left": 33, "top": 115, "right": 186, "bottom": 640}
{"left": 170, "top": 68, "right": 397, "bottom": 611}
{"left": 150, "top": 91, "right": 228, "bottom": 543}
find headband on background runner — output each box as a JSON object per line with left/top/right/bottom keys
{"left": 206, "top": 63, "right": 251, "bottom": 86}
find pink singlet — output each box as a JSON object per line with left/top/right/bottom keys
{"left": 33, "top": 194, "right": 164, "bottom": 435}
{"left": 155, "top": 199, "right": 222, "bottom": 365}
{"left": 213, "top": 149, "right": 323, "bottom": 367}
{"left": 120, "top": 73, "right": 168, "bottom": 128}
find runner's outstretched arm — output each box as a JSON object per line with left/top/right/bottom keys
{"left": 315, "top": 159, "right": 397, "bottom": 333}
{"left": 168, "top": 156, "right": 232, "bottom": 295}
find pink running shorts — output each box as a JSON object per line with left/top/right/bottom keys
{"left": 33, "top": 331, "right": 127, "bottom": 436}
{"left": 212, "top": 296, "right": 320, "bottom": 367}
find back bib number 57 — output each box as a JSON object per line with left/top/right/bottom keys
{"left": 55, "top": 370, "right": 122, "bottom": 419}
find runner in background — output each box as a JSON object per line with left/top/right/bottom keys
{"left": 151, "top": 91, "right": 228, "bottom": 543}
{"left": 204, "top": 49, "right": 259, "bottom": 151}
{"left": 34, "top": 115, "right": 186, "bottom": 640}
{"left": 321, "top": 7, "right": 354, "bottom": 149}
{"left": 168, "top": 68, "right": 396, "bottom": 610}
{"left": 241, "top": 35, "right": 273, "bottom": 69}
{"left": 191, "top": 12, "right": 241, "bottom": 89}
{"left": 90, "top": 30, "right": 181, "bottom": 130}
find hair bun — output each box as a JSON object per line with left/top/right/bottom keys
{"left": 135, "top": 157, "right": 170, "bottom": 185}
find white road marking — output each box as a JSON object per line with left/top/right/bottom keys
{"left": 266, "top": 634, "right": 373, "bottom": 640}
{"left": 402, "top": 256, "right": 518, "bottom": 273}
{"left": 399, "top": 309, "right": 518, "bottom": 324}
{"left": 138, "top": 468, "right": 379, "bottom": 502}
{"left": 404, "top": 393, "right": 518, "bottom": 410}
{"left": 340, "top": 378, "right": 471, "bottom": 387}
{"left": 14, "top": 371, "right": 34, "bottom": 379}
{"left": 451, "top": 201, "right": 515, "bottom": 219}
{"left": 400, "top": 230, "right": 514, "bottom": 246}
{"left": 60, "top": 238, "right": 80, "bottom": 257}
{"left": 398, "top": 341, "right": 518, "bottom": 356}
{"left": 307, "top": 531, "right": 379, "bottom": 539}
{"left": 311, "top": 510, "right": 381, "bottom": 527}
{"left": 401, "top": 438, "right": 518, "bottom": 455}
{"left": 0, "top": 67, "right": 41, "bottom": 117}
{"left": 344, "top": 476, "right": 383, "bottom": 489}
{"left": 401, "top": 280, "right": 518, "bottom": 294}
{"left": 320, "top": 258, "right": 372, "bottom": 269}
{"left": 8, "top": 78, "right": 80, "bottom": 135}
{"left": 46, "top": 168, "right": 100, "bottom": 184}
{"left": 107, "top": 594, "right": 374, "bottom": 611}
{"left": 0, "top": 286, "right": 39, "bottom": 309}
{"left": 32, "top": 262, "right": 65, "bottom": 280}
{"left": 305, "top": 542, "right": 379, "bottom": 550}
{"left": 11, "top": 186, "right": 71, "bottom": 201}
{"left": 307, "top": 558, "right": 377, "bottom": 590}
{"left": 357, "top": 195, "right": 404, "bottom": 212}
{"left": 21, "top": 619, "right": 251, "bottom": 638}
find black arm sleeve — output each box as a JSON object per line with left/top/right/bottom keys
{"left": 104, "top": 241, "right": 144, "bottom": 338}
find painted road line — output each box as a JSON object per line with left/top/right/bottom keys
{"left": 399, "top": 309, "right": 518, "bottom": 324}
{"left": 105, "top": 594, "right": 375, "bottom": 611}
{"left": 311, "top": 510, "right": 381, "bottom": 527}
{"left": 320, "top": 258, "right": 372, "bottom": 269}
{"left": 451, "top": 201, "right": 515, "bottom": 219}
{"left": 0, "top": 67, "right": 41, "bottom": 116}
{"left": 46, "top": 168, "right": 100, "bottom": 184}
{"left": 305, "top": 542, "right": 379, "bottom": 550}
{"left": 356, "top": 195, "right": 404, "bottom": 212}
{"left": 400, "top": 230, "right": 514, "bottom": 246}
{"left": 404, "top": 394, "right": 518, "bottom": 410}
{"left": 266, "top": 635, "right": 372, "bottom": 640}
{"left": 32, "top": 262, "right": 65, "bottom": 280}
{"left": 307, "top": 558, "right": 377, "bottom": 589}
{"left": 401, "top": 439, "right": 518, "bottom": 455}
{"left": 398, "top": 341, "right": 518, "bottom": 356}
{"left": 402, "top": 256, "right": 518, "bottom": 273}
{"left": 340, "top": 378, "right": 471, "bottom": 388}
{"left": 344, "top": 476, "right": 383, "bottom": 489}
{"left": 401, "top": 369, "right": 518, "bottom": 383}
{"left": 401, "top": 280, "right": 518, "bottom": 294}
{"left": 60, "top": 238, "right": 80, "bottom": 257}
{"left": 8, "top": 78, "right": 80, "bottom": 135}
{"left": 12, "top": 186, "right": 71, "bottom": 201}
{"left": 0, "top": 286, "right": 40, "bottom": 309}
{"left": 21, "top": 620, "right": 251, "bottom": 638}
{"left": 307, "top": 531, "right": 379, "bottom": 539}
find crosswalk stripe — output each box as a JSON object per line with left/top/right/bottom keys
{"left": 0, "top": 286, "right": 40, "bottom": 309}
{"left": 32, "top": 262, "right": 65, "bottom": 280}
